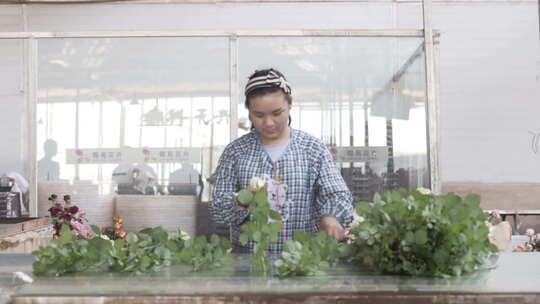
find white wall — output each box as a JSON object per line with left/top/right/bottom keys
{"left": 20, "top": 3, "right": 412, "bottom": 31}
{"left": 0, "top": 5, "right": 24, "bottom": 174}
{"left": 433, "top": 3, "right": 540, "bottom": 183}
{"left": 0, "top": 1, "right": 538, "bottom": 184}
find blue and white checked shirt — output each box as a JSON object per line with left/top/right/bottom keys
{"left": 209, "top": 128, "right": 354, "bottom": 253}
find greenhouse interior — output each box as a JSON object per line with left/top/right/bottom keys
{"left": 0, "top": 0, "right": 539, "bottom": 303}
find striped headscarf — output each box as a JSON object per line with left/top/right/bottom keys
{"left": 244, "top": 70, "right": 292, "bottom": 97}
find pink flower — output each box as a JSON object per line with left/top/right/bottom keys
{"left": 74, "top": 210, "right": 86, "bottom": 218}
{"left": 70, "top": 220, "right": 94, "bottom": 239}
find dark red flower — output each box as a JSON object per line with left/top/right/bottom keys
{"left": 63, "top": 195, "right": 71, "bottom": 202}
{"left": 61, "top": 214, "right": 72, "bottom": 222}
{"left": 68, "top": 206, "right": 79, "bottom": 214}
{"left": 50, "top": 194, "right": 58, "bottom": 200}
{"left": 48, "top": 204, "right": 63, "bottom": 217}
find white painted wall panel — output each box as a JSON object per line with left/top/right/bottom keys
{"left": 396, "top": 3, "right": 423, "bottom": 29}
{"left": 0, "top": 5, "right": 23, "bottom": 31}
{"left": 25, "top": 3, "right": 398, "bottom": 31}
{"left": 0, "top": 38, "right": 24, "bottom": 174}
{"left": 433, "top": 3, "right": 540, "bottom": 182}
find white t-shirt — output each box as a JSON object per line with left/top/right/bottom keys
{"left": 262, "top": 139, "right": 290, "bottom": 163}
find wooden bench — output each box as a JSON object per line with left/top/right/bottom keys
{"left": 484, "top": 210, "right": 540, "bottom": 234}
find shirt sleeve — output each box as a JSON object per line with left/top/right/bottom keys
{"left": 209, "top": 146, "right": 250, "bottom": 226}
{"left": 314, "top": 144, "right": 354, "bottom": 227}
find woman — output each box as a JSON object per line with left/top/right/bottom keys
{"left": 209, "top": 68, "right": 353, "bottom": 253}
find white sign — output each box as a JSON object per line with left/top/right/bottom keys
{"left": 138, "top": 147, "right": 201, "bottom": 163}
{"left": 66, "top": 148, "right": 128, "bottom": 164}
{"left": 66, "top": 147, "right": 201, "bottom": 164}
{"left": 329, "top": 146, "right": 388, "bottom": 163}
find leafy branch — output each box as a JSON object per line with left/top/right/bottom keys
{"left": 237, "top": 179, "right": 282, "bottom": 275}
{"left": 32, "top": 225, "right": 232, "bottom": 276}
{"left": 348, "top": 189, "right": 498, "bottom": 277}
{"left": 179, "top": 234, "right": 233, "bottom": 271}
{"left": 275, "top": 231, "right": 347, "bottom": 277}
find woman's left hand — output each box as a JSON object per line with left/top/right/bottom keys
{"left": 320, "top": 215, "right": 349, "bottom": 241}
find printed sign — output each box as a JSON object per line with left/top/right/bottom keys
{"left": 66, "top": 147, "right": 201, "bottom": 164}
{"left": 138, "top": 147, "right": 201, "bottom": 163}
{"left": 329, "top": 146, "right": 388, "bottom": 163}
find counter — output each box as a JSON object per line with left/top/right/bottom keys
{"left": 0, "top": 218, "right": 53, "bottom": 254}
{"left": 1, "top": 252, "right": 539, "bottom": 304}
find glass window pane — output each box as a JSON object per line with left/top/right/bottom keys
{"left": 0, "top": 39, "right": 32, "bottom": 217}
{"left": 37, "top": 37, "right": 229, "bottom": 212}
{"left": 239, "top": 37, "right": 429, "bottom": 202}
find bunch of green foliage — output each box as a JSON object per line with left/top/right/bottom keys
{"left": 275, "top": 231, "right": 346, "bottom": 277}
{"left": 348, "top": 189, "right": 498, "bottom": 277}
{"left": 107, "top": 227, "right": 188, "bottom": 273}
{"left": 33, "top": 225, "right": 113, "bottom": 276}
{"left": 237, "top": 188, "right": 282, "bottom": 275}
{"left": 32, "top": 225, "right": 232, "bottom": 276}
{"left": 179, "top": 234, "right": 233, "bottom": 271}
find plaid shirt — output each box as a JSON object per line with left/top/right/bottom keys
{"left": 209, "top": 128, "right": 353, "bottom": 253}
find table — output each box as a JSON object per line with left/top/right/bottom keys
{"left": 485, "top": 209, "right": 540, "bottom": 233}
{"left": 1, "top": 253, "right": 539, "bottom": 304}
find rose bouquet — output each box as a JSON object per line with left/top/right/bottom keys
{"left": 47, "top": 194, "right": 93, "bottom": 239}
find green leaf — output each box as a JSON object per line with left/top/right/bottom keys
{"left": 253, "top": 231, "right": 261, "bottom": 242}
{"left": 126, "top": 233, "right": 138, "bottom": 244}
{"left": 239, "top": 233, "right": 249, "bottom": 246}
{"left": 268, "top": 210, "right": 282, "bottom": 221}
{"left": 254, "top": 190, "right": 268, "bottom": 206}
{"left": 90, "top": 225, "right": 101, "bottom": 235}
{"left": 414, "top": 229, "right": 428, "bottom": 245}
{"left": 270, "top": 222, "right": 281, "bottom": 233}
{"left": 57, "top": 224, "right": 75, "bottom": 244}
{"left": 237, "top": 189, "right": 253, "bottom": 205}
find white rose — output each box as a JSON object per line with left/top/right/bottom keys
{"left": 416, "top": 187, "right": 432, "bottom": 195}
{"left": 526, "top": 228, "right": 535, "bottom": 237}
{"left": 249, "top": 177, "right": 265, "bottom": 192}
{"left": 349, "top": 211, "right": 365, "bottom": 229}
{"left": 180, "top": 230, "right": 191, "bottom": 241}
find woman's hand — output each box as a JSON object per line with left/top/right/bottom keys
{"left": 320, "top": 215, "right": 349, "bottom": 241}
{"left": 235, "top": 194, "right": 249, "bottom": 210}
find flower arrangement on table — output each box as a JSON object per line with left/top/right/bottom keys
{"left": 513, "top": 228, "right": 540, "bottom": 252}
{"left": 101, "top": 215, "right": 127, "bottom": 241}
{"left": 47, "top": 194, "right": 94, "bottom": 239}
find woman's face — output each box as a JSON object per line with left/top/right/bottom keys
{"left": 248, "top": 91, "right": 291, "bottom": 144}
